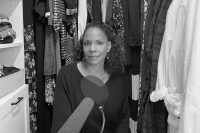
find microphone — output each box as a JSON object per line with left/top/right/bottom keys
{"left": 58, "top": 97, "right": 94, "bottom": 133}
{"left": 58, "top": 75, "right": 109, "bottom": 133}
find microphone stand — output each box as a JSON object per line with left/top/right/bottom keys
{"left": 99, "top": 105, "right": 105, "bottom": 133}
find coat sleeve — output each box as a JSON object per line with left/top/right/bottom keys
{"left": 51, "top": 68, "right": 72, "bottom": 133}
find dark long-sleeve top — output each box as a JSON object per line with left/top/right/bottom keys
{"left": 51, "top": 63, "right": 130, "bottom": 133}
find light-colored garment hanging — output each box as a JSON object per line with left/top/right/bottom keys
{"left": 130, "top": 75, "right": 139, "bottom": 133}
{"left": 55, "top": 32, "right": 61, "bottom": 74}
{"left": 150, "top": 0, "right": 188, "bottom": 132}
{"left": 101, "top": 0, "right": 108, "bottom": 22}
{"left": 78, "top": 0, "right": 87, "bottom": 40}
{"left": 178, "top": 0, "right": 200, "bottom": 132}
{"left": 44, "top": 0, "right": 57, "bottom": 75}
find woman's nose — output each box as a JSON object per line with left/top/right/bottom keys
{"left": 89, "top": 43, "right": 96, "bottom": 52}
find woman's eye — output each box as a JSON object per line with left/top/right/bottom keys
{"left": 84, "top": 42, "right": 89, "bottom": 46}
{"left": 98, "top": 42, "right": 103, "bottom": 45}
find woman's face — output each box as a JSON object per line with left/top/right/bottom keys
{"left": 83, "top": 27, "right": 111, "bottom": 66}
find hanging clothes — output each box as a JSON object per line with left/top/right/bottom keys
{"left": 55, "top": 32, "right": 61, "bottom": 74}
{"left": 23, "top": 0, "right": 34, "bottom": 26}
{"left": 178, "top": 0, "right": 200, "bottom": 132}
{"left": 24, "top": 25, "right": 37, "bottom": 133}
{"left": 24, "top": 26, "right": 37, "bottom": 131}
{"left": 126, "top": 0, "right": 141, "bottom": 133}
{"left": 34, "top": 0, "right": 53, "bottom": 132}
{"left": 44, "top": 0, "right": 57, "bottom": 106}
{"left": 53, "top": 0, "right": 65, "bottom": 31}
{"left": 102, "top": 0, "right": 109, "bottom": 22}
{"left": 44, "top": 0, "right": 57, "bottom": 76}
{"left": 138, "top": 0, "right": 161, "bottom": 132}
{"left": 149, "top": 0, "right": 172, "bottom": 95}
{"left": 138, "top": 0, "right": 152, "bottom": 125}
{"left": 150, "top": 0, "right": 188, "bottom": 132}
{"left": 23, "top": 0, "right": 37, "bottom": 132}
{"left": 65, "top": 0, "right": 77, "bottom": 15}
{"left": 138, "top": 0, "right": 173, "bottom": 132}
{"left": 112, "top": 0, "right": 126, "bottom": 62}
{"left": 129, "top": 0, "right": 141, "bottom": 47}
{"left": 53, "top": 0, "right": 69, "bottom": 65}
{"left": 78, "top": 0, "right": 87, "bottom": 40}
{"left": 105, "top": 0, "right": 113, "bottom": 23}
{"left": 44, "top": 26, "right": 56, "bottom": 76}
{"left": 92, "top": 0, "right": 102, "bottom": 21}
{"left": 45, "top": 0, "right": 78, "bottom": 105}
{"left": 86, "top": 0, "right": 102, "bottom": 22}
{"left": 46, "top": 0, "right": 53, "bottom": 25}
{"left": 87, "top": 0, "right": 93, "bottom": 21}
{"left": 53, "top": 0, "right": 77, "bottom": 66}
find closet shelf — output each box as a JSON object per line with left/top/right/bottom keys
{"left": 0, "top": 42, "right": 23, "bottom": 49}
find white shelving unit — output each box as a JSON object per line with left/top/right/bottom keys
{"left": 0, "top": 0, "right": 30, "bottom": 132}
{"left": 0, "top": 42, "right": 23, "bottom": 49}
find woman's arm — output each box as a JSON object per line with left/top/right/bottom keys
{"left": 114, "top": 77, "right": 131, "bottom": 133}
{"left": 51, "top": 68, "right": 72, "bottom": 133}
{"left": 114, "top": 97, "right": 130, "bottom": 133}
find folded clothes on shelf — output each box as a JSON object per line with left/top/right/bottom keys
{"left": 0, "top": 21, "right": 16, "bottom": 44}
{"left": 0, "top": 22, "right": 12, "bottom": 33}
{"left": 0, "top": 14, "right": 9, "bottom": 21}
{"left": 0, "top": 64, "right": 3, "bottom": 77}
{"left": 0, "top": 66, "right": 20, "bottom": 78}
{"left": 0, "top": 22, "right": 12, "bottom": 28}
{"left": 0, "top": 28, "right": 16, "bottom": 38}
{"left": 0, "top": 25, "right": 12, "bottom": 32}
{"left": 0, "top": 35, "right": 14, "bottom": 44}
{"left": 0, "top": 27, "right": 16, "bottom": 44}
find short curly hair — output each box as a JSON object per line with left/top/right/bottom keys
{"left": 72, "top": 21, "right": 127, "bottom": 75}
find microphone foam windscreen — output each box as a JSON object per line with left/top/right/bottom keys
{"left": 58, "top": 97, "right": 94, "bottom": 133}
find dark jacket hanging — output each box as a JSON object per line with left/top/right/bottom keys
{"left": 34, "top": 0, "right": 53, "bottom": 133}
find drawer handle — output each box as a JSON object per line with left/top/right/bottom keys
{"left": 11, "top": 97, "right": 23, "bottom": 105}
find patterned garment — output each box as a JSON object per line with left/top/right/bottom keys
{"left": 24, "top": 51, "right": 37, "bottom": 113}
{"left": 30, "top": 113, "right": 37, "bottom": 133}
{"left": 53, "top": 0, "right": 66, "bottom": 31}
{"left": 65, "top": 24, "right": 76, "bottom": 65}
{"left": 112, "top": 0, "right": 125, "bottom": 46}
{"left": 27, "top": 79, "right": 37, "bottom": 113}
{"left": 24, "top": 25, "right": 37, "bottom": 133}
{"left": 25, "top": 52, "right": 36, "bottom": 80}
{"left": 60, "top": 23, "right": 67, "bottom": 60}
{"left": 61, "top": 18, "right": 77, "bottom": 65}
{"left": 45, "top": 75, "right": 56, "bottom": 105}
{"left": 24, "top": 25, "right": 36, "bottom": 51}
{"left": 65, "top": 55, "right": 74, "bottom": 65}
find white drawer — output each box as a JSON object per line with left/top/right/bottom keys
{"left": 0, "top": 85, "right": 30, "bottom": 133}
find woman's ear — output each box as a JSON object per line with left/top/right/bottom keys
{"left": 107, "top": 41, "right": 111, "bottom": 52}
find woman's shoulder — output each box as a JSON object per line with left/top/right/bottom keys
{"left": 111, "top": 72, "right": 125, "bottom": 79}
{"left": 58, "top": 63, "right": 78, "bottom": 76}
{"left": 110, "top": 73, "right": 126, "bottom": 85}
